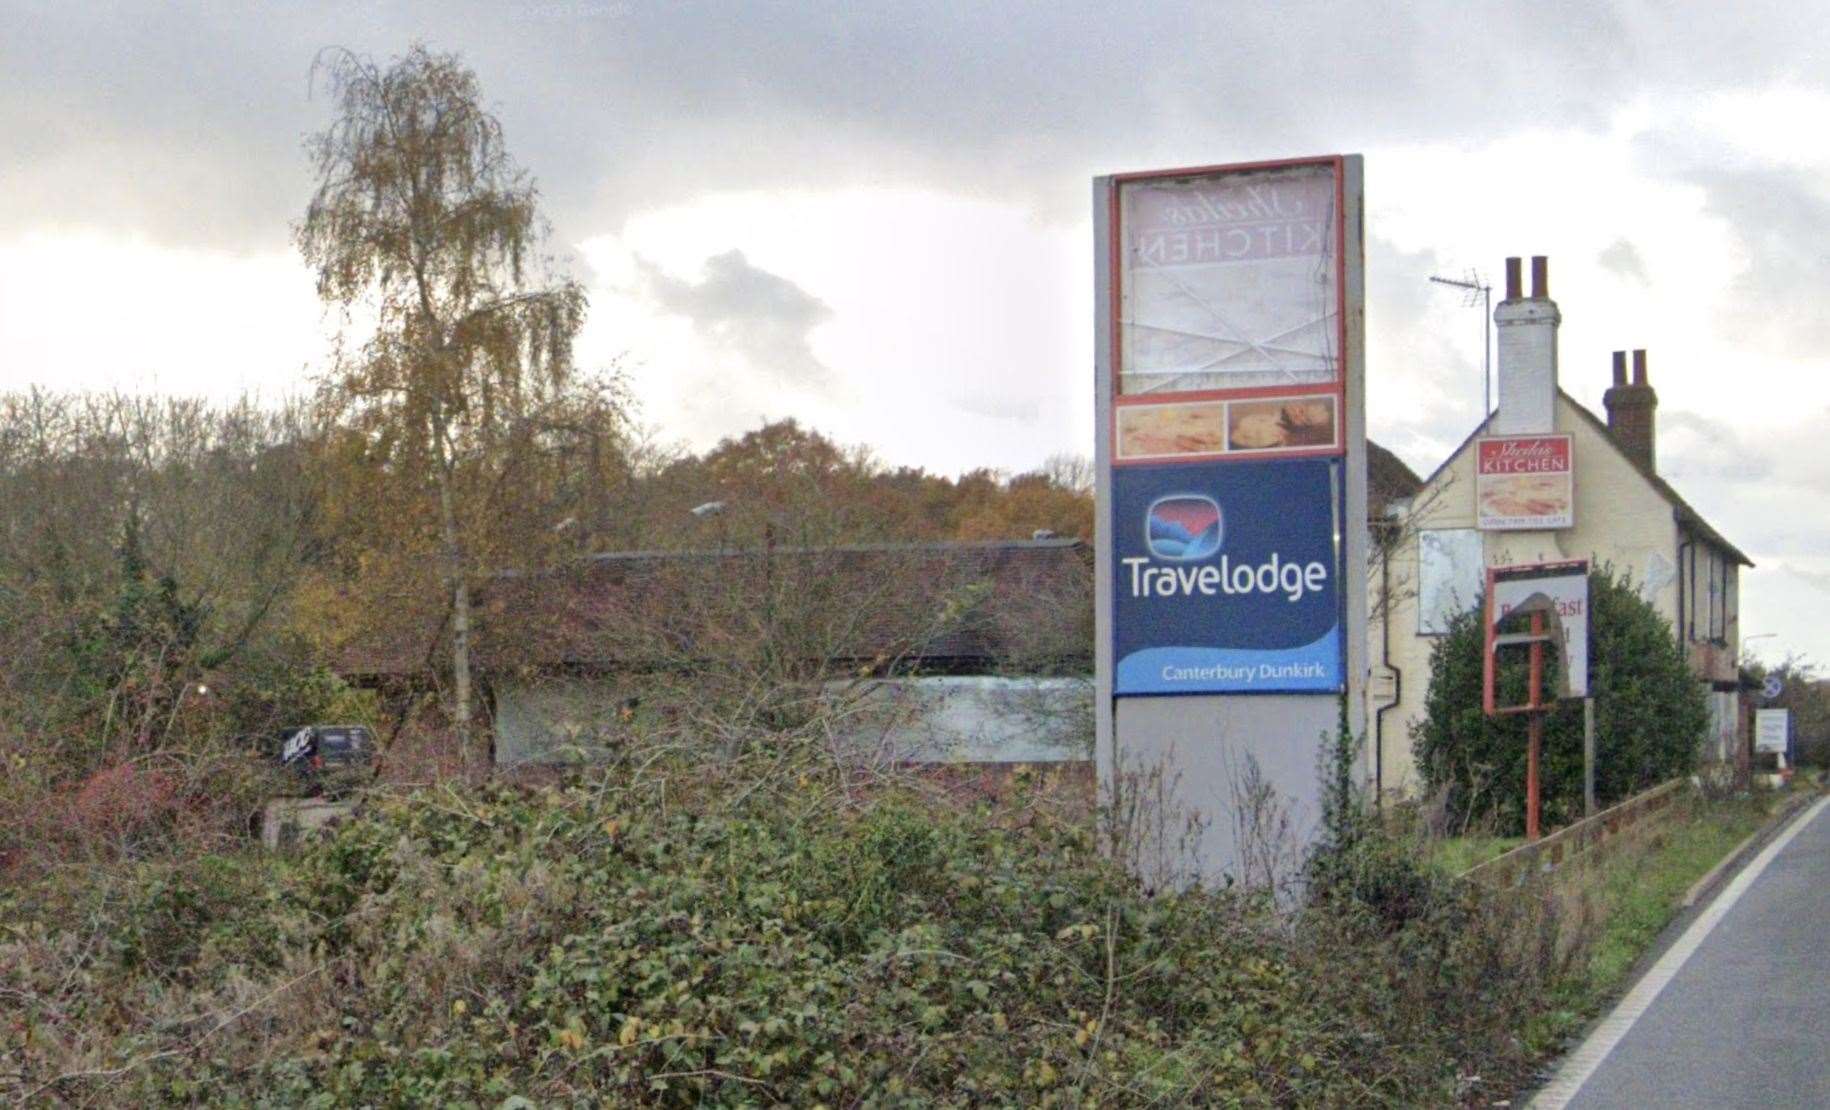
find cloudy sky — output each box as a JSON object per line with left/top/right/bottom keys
{"left": 4, "top": 0, "right": 1828, "bottom": 664}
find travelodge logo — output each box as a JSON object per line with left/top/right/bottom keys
{"left": 1146, "top": 494, "right": 1222, "bottom": 560}
{"left": 1130, "top": 492, "right": 1329, "bottom": 602}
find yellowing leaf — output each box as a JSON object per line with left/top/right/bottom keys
{"left": 618, "top": 1016, "right": 642, "bottom": 1046}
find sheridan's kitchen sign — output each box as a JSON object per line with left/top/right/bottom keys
{"left": 1476, "top": 434, "right": 1573, "bottom": 530}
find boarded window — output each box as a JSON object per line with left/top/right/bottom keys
{"left": 1417, "top": 528, "right": 1483, "bottom": 636}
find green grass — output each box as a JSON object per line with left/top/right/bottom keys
{"left": 1580, "top": 794, "right": 1769, "bottom": 991}
{"left": 1427, "top": 833, "right": 1524, "bottom": 876}
{"left": 1519, "top": 788, "right": 1795, "bottom": 1055}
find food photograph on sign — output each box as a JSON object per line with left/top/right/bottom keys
{"left": 1476, "top": 434, "right": 1573, "bottom": 530}
{"left": 1226, "top": 395, "right": 1337, "bottom": 452}
{"left": 1116, "top": 162, "right": 1339, "bottom": 396}
{"left": 1115, "top": 394, "right": 1338, "bottom": 460}
{"left": 1115, "top": 400, "right": 1227, "bottom": 460}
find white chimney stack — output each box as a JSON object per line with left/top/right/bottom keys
{"left": 1492, "top": 255, "right": 1560, "bottom": 434}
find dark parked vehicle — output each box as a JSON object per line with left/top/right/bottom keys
{"left": 278, "top": 724, "right": 376, "bottom": 797}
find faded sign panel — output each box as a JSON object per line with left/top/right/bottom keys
{"left": 1115, "top": 393, "right": 1338, "bottom": 461}
{"left": 1477, "top": 435, "right": 1573, "bottom": 530}
{"left": 1117, "top": 162, "right": 1339, "bottom": 395}
{"left": 1755, "top": 709, "right": 1790, "bottom": 754}
{"left": 1226, "top": 394, "right": 1337, "bottom": 453}
{"left": 833, "top": 676, "right": 1092, "bottom": 763}
{"left": 1115, "top": 399, "right": 1228, "bottom": 460}
{"left": 1418, "top": 528, "right": 1483, "bottom": 635}
{"left": 1488, "top": 562, "right": 1590, "bottom": 699}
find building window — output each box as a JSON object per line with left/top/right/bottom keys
{"left": 1708, "top": 549, "right": 1725, "bottom": 642}
{"left": 1725, "top": 567, "right": 1738, "bottom": 643}
{"left": 1685, "top": 542, "right": 1698, "bottom": 642}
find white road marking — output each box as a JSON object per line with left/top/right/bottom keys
{"left": 1530, "top": 794, "right": 1830, "bottom": 1109}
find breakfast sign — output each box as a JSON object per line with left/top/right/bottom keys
{"left": 1476, "top": 434, "right": 1573, "bottom": 531}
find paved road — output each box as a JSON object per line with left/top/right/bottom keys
{"left": 1552, "top": 797, "right": 1830, "bottom": 1108}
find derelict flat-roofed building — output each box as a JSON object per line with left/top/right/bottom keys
{"left": 336, "top": 537, "right": 1097, "bottom": 767}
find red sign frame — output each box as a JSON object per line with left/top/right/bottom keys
{"left": 1107, "top": 155, "right": 1350, "bottom": 468}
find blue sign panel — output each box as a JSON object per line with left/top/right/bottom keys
{"left": 1113, "top": 457, "right": 1344, "bottom": 695}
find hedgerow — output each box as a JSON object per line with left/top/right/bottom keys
{"left": 1413, "top": 563, "right": 1707, "bottom": 834}
{"left": 5, "top": 743, "right": 1571, "bottom": 1106}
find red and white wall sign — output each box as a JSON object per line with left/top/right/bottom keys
{"left": 1476, "top": 434, "right": 1573, "bottom": 530}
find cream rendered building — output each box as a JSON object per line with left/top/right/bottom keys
{"left": 1368, "top": 258, "right": 1750, "bottom": 799}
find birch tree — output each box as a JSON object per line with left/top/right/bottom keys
{"left": 298, "top": 45, "right": 586, "bottom": 768}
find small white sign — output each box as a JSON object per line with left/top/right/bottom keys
{"left": 280, "top": 730, "right": 313, "bottom": 764}
{"left": 1418, "top": 528, "right": 1483, "bottom": 635}
{"left": 1755, "top": 709, "right": 1790, "bottom": 754}
{"left": 1762, "top": 675, "right": 1784, "bottom": 702}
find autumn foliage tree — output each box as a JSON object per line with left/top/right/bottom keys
{"left": 297, "top": 45, "right": 596, "bottom": 767}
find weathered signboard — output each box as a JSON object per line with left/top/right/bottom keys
{"left": 1095, "top": 155, "right": 1366, "bottom": 889}
{"left": 1755, "top": 708, "right": 1790, "bottom": 754}
{"left": 1482, "top": 559, "right": 1590, "bottom": 840}
{"left": 1484, "top": 560, "right": 1590, "bottom": 701}
{"left": 1477, "top": 434, "right": 1573, "bottom": 530}
{"left": 1115, "top": 164, "right": 1342, "bottom": 397}
{"left": 1418, "top": 527, "right": 1483, "bottom": 635}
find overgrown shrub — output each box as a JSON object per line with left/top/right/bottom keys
{"left": 6, "top": 737, "right": 1576, "bottom": 1107}
{"left": 1413, "top": 564, "right": 1707, "bottom": 834}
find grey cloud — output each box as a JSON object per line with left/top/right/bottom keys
{"left": 1657, "top": 411, "right": 1774, "bottom": 483}
{"left": 1598, "top": 239, "right": 1649, "bottom": 285}
{"left": 952, "top": 392, "right": 1041, "bottom": 422}
{"left": 1634, "top": 129, "right": 1830, "bottom": 357}
{"left": 1364, "top": 237, "right": 1493, "bottom": 474}
{"left": 1783, "top": 564, "right": 1830, "bottom": 595}
{"left": 1648, "top": 409, "right": 1830, "bottom": 561}
{"left": 636, "top": 249, "right": 833, "bottom": 388}
{"left": 1695, "top": 166, "right": 1830, "bottom": 355}
{"left": 10, "top": 1, "right": 1827, "bottom": 252}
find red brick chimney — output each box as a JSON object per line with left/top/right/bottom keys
{"left": 1604, "top": 349, "right": 1657, "bottom": 473}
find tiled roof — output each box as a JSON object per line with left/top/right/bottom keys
{"left": 1367, "top": 440, "right": 1424, "bottom": 519}
{"left": 1559, "top": 395, "right": 1753, "bottom": 567}
{"left": 1413, "top": 392, "right": 1752, "bottom": 567}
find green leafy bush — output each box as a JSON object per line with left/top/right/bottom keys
{"left": 1413, "top": 564, "right": 1707, "bottom": 834}
{"left": 5, "top": 749, "right": 1575, "bottom": 1107}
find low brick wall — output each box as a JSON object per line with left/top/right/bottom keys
{"left": 1463, "top": 779, "right": 1687, "bottom": 887}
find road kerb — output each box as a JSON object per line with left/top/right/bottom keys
{"left": 1528, "top": 794, "right": 1830, "bottom": 1109}
{"left": 1680, "top": 790, "right": 1816, "bottom": 909}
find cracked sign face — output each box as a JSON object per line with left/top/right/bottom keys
{"left": 1117, "top": 163, "right": 1339, "bottom": 396}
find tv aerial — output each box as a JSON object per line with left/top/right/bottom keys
{"left": 1429, "top": 269, "right": 1493, "bottom": 418}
